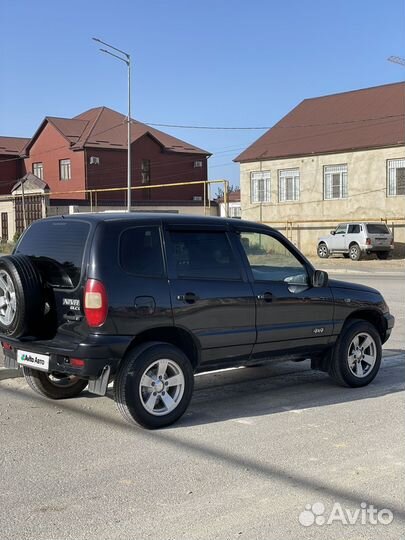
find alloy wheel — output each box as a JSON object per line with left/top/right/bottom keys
{"left": 139, "top": 359, "right": 185, "bottom": 416}
{"left": 347, "top": 332, "right": 377, "bottom": 378}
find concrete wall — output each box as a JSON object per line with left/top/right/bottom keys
{"left": 47, "top": 204, "right": 219, "bottom": 217}
{"left": 240, "top": 146, "right": 405, "bottom": 255}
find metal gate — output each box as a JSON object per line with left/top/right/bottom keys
{"left": 15, "top": 195, "right": 44, "bottom": 235}
{"left": 1, "top": 212, "right": 8, "bottom": 242}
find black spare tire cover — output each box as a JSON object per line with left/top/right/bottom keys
{"left": 0, "top": 255, "right": 44, "bottom": 338}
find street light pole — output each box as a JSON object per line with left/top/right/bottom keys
{"left": 92, "top": 37, "right": 132, "bottom": 212}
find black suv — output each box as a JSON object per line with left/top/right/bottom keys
{"left": 0, "top": 214, "right": 394, "bottom": 428}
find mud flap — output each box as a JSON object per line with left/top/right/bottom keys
{"left": 3, "top": 353, "right": 19, "bottom": 370}
{"left": 88, "top": 365, "right": 111, "bottom": 396}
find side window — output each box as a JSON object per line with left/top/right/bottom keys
{"left": 348, "top": 224, "right": 360, "bottom": 234}
{"left": 120, "top": 226, "right": 164, "bottom": 277}
{"left": 335, "top": 224, "right": 347, "bottom": 235}
{"left": 169, "top": 230, "right": 241, "bottom": 280}
{"left": 239, "top": 231, "right": 308, "bottom": 284}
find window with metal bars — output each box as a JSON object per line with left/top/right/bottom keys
{"left": 250, "top": 171, "right": 271, "bottom": 203}
{"left": 279, "top": 169, "right": 299, "bottom": 202}
{"left": 324, "top": 164, "right": 348, "bottom": 199}
{"left": 387, "top": 159, "right": 405, "bottom": 196}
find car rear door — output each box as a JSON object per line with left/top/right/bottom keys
{"left": 234, "top": 226, "right": 334, "bottom": 359}
{"left": 365, "top": 223, "right": 392, "bottom": 248}
{"left": 164, "top": 224, "right": 256, "bottom": 368}
{"left": 14, "top": 218, "right": 93, "bottom": 336}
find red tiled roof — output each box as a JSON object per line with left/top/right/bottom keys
{"left": 24, "top": 106, "right": 211, "bottom": 156}
{"left": 73, "top": 107, "right": 211, "bottom": 154}
{"left": 235, "top": 82, "right": 405, "bottom": 163}
{"left": 0, "top": 136, "right": 30, "bottom": 156}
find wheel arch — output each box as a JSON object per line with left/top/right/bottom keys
{"left": 343, "top": 309, "right": 386, "bottom": 342}
{"left": 123, "top": 326, "right": 201, "bottom": 370}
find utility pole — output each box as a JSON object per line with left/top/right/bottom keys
{"left": 20, "top": 178, "right": 27, "bottom": 230}
{"left": 93, "top": 38, "right": 132, "bottom": 212}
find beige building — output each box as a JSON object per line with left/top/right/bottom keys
{"left": 235, "top": 82, "right": 405, "bottom": 256}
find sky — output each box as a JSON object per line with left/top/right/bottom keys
{"left": 1, "top": 0, "right": 404, "bottom": 187}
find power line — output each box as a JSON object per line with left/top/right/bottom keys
{"left": 138, "top": 113, "right": 405, "bottom": 131}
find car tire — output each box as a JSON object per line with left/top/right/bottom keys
{"left": 376, "top": 252, "right": 390, "bottom": 260}
{"left": 343, "top": 253, "right": 350, "bottom": 259}
{"left": 328, "top": 319, "right": 382, "bottom": 387}
{"left": 22, "top": 367, "right": 88, "bottom": 399}
{"left": 317, "top": 243, "right": 330, "bottom": 258}
{"left": 114, "top": 342, "right": 194, "bottom": 429}
{"left": 0, "top": 255, "right": 44, "bottom": 338}
{"left": 348, "top": 243, "right": 361, "bottom": 261}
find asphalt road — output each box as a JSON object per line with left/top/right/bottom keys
{"left": 0, "top": 268, "right": 404, "bottom": 540}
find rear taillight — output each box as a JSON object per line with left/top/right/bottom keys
{"left": 366, "top": 238, "right": 371, "bottom": 245}
{"left": 84, "top": 279, "right": 108, "bottom": 327}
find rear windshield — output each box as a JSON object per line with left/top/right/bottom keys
{"left": 366, "top": 224, "right": 390, "bottom": 234}
{"left": 16, "top": 220, "right": 90, "bottom": 288}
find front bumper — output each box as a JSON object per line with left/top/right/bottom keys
{"left": 383, "top": 313, "right": 395, "bottom": 343}
{"left": 1, "top": 333, "right": 133, "bottom": 379}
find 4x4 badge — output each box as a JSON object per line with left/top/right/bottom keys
{"left": 313, "top": 327, "right": 325, "bottom": 334}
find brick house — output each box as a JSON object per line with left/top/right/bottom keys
{"left": 235, "top": 82, "right": 405, "bottom": 254}
{"left": 22, "top": 106, "right": 211, "bottom": 205}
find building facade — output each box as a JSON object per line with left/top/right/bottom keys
{"left": 235, "top": 83, "right": 405, "bottom": 255}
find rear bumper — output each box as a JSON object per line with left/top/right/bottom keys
{"left": 360, "top": 244, "right": 393, "bottom": 252}
{"left": 1, "top": 333, "right": 133, "bottom": 379}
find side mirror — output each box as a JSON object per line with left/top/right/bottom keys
{"left": 312, "top": 270, "right": 328, "bottom": 288}
{"left": 330, "top": 230, "right": 336, "bottom": 235}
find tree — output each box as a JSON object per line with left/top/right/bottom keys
{"left": 215, "top": 184, "right": 239, "bottom": 199}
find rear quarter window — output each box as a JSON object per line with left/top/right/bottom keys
{"left": 120, "top": 226, "right": 164, "bottom": 277}
{"left": 15, "top": 220, "right": 90, "bottom": 288}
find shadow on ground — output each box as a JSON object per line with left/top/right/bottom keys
{"left": 2, "top": 350, "right": 405, "bottom": 523}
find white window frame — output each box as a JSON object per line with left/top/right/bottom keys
{"left": 250, "top": 171, "right": 271, "bottom": 203}
{"left": 324, "top": 164, "right": 348, "bottom": 200}
{"left": 387, "top": 158, "right": 405, "bottom": 196}
{"left": 278, "top": 168, "right": 300, "bottom": 202}
{"left": 32, "top": 162, "right": 44, "bottom": 180}
{"left": 59, "top": 159, "right": 71, "bottom": 181}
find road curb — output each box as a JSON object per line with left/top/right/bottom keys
{"left": 0, "top": 367, "right": 22, "bottom": 381}
{"left": 322, "top": 270, "right": 404, "bottom": 277}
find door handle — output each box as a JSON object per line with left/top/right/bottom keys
{"left": 176, "top": 292, "right": 198, "bottom": 304}
{"left": 257, "top": 292, "right": 273, "bottom": 302}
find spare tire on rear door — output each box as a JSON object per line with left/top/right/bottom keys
{"left": 0, "top": 255, "right": 44, "bottom": 338}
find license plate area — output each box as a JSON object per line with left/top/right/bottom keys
{"left": 17, "top": 350, "right": 50, "bottom": 372}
